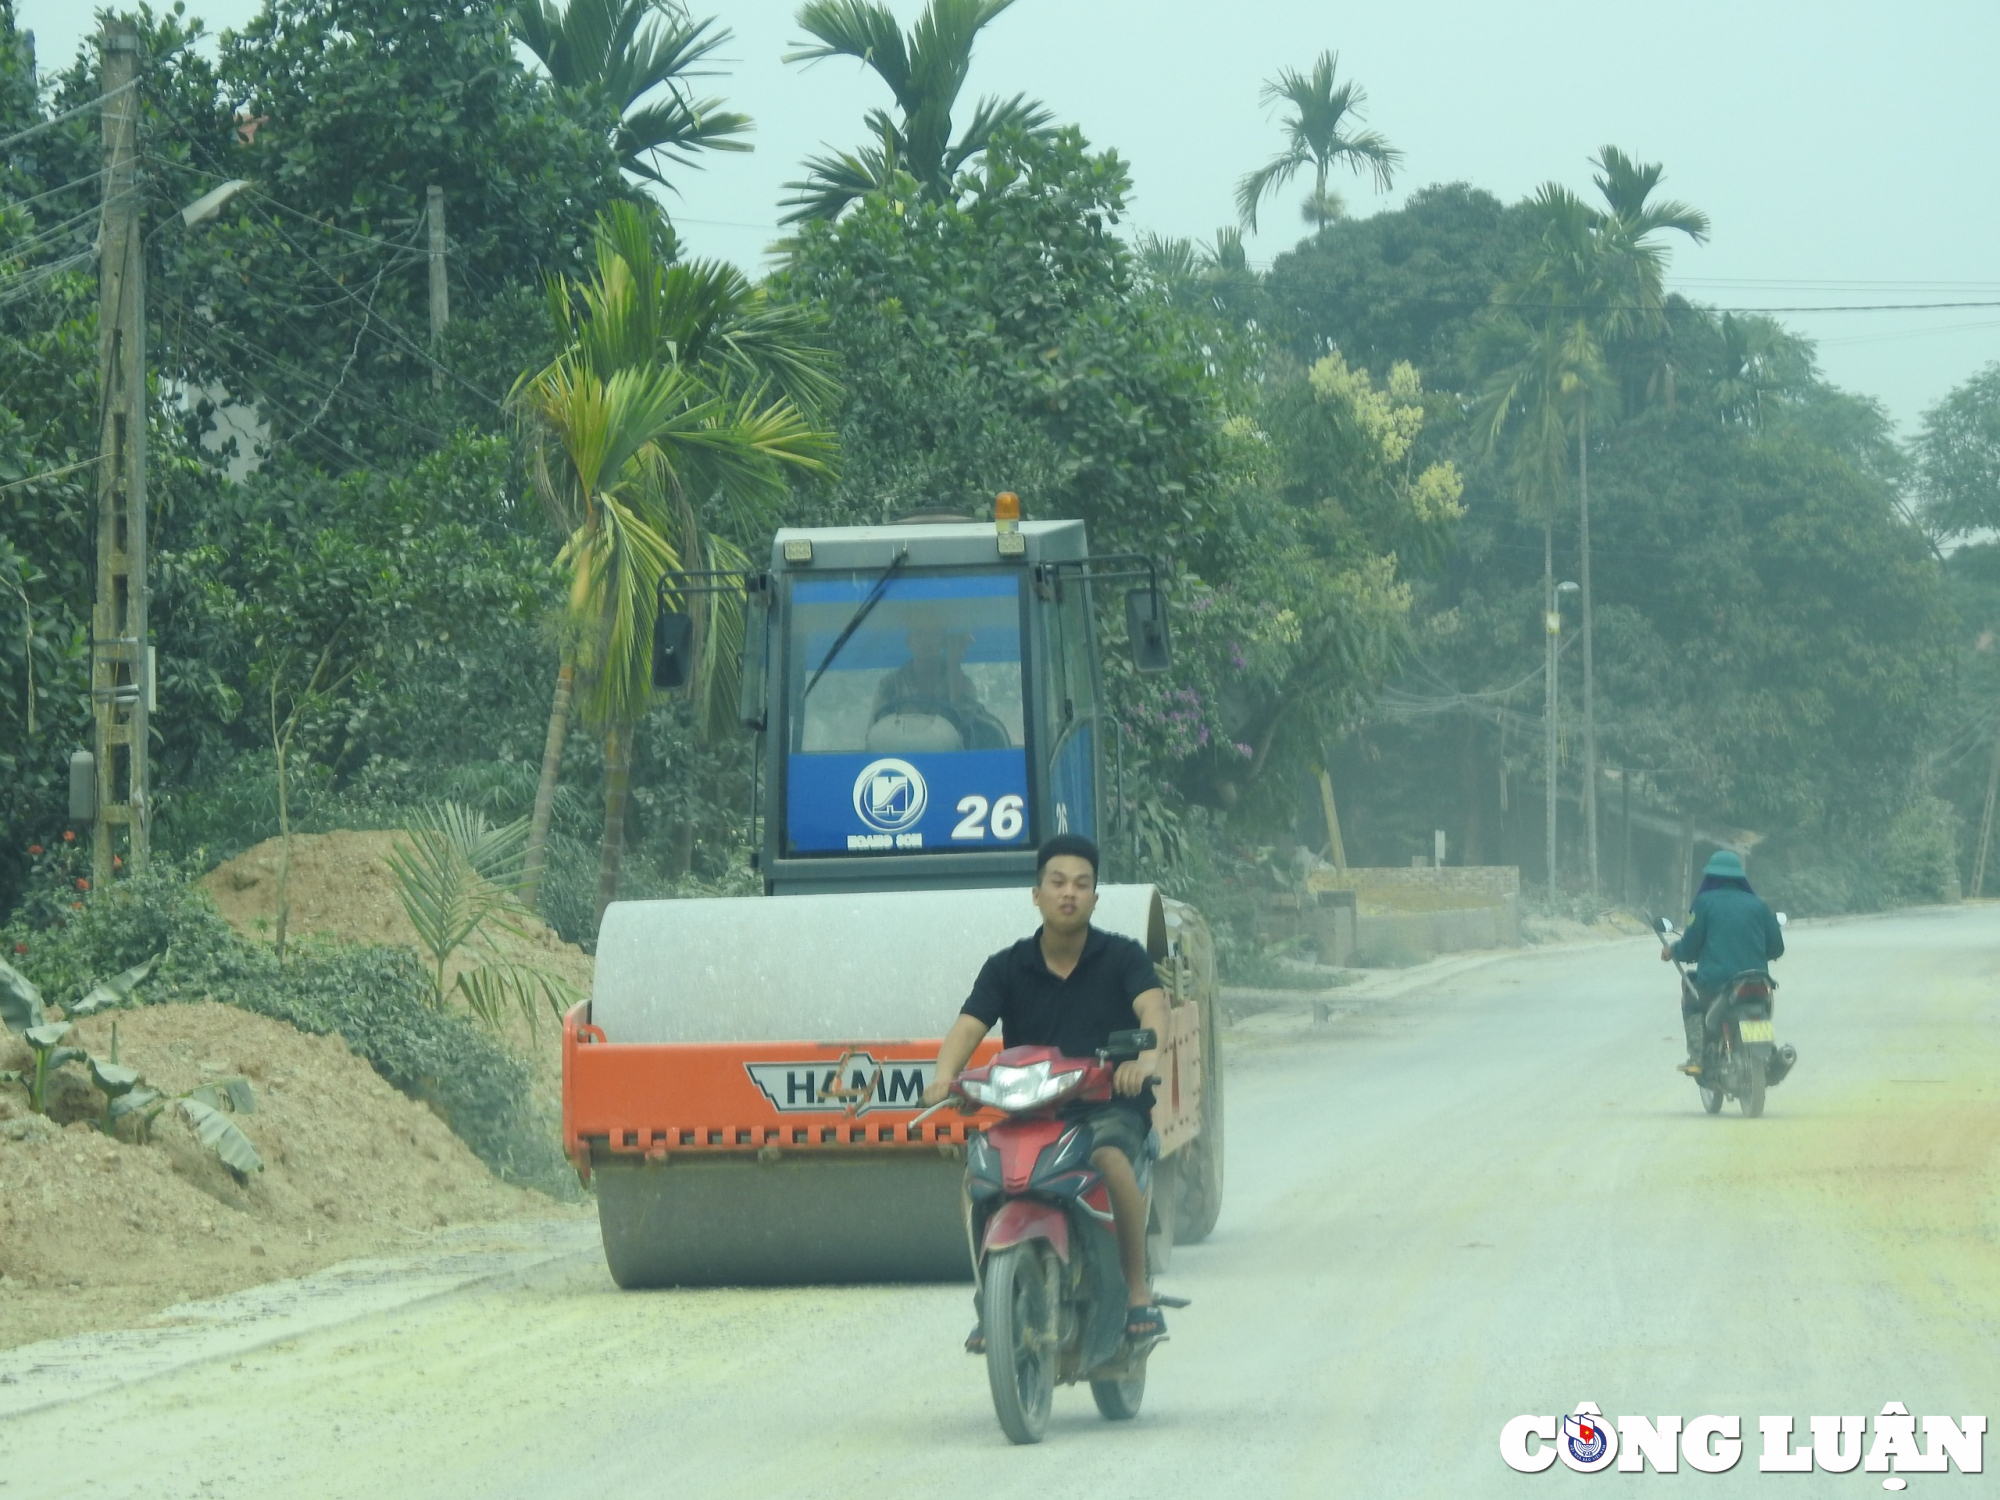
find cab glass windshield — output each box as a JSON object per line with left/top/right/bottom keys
{"left": 783, "top": 571, "right": 1030, "bottom": 856}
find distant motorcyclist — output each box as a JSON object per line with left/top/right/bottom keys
{"left": 1661, "top": 849, "right": 1785, "bottom": 1075}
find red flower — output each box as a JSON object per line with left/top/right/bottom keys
{"left": 75, "top": 878, "right": 89, "bottom": 891}
{"left": 62, "top": 831, "right": 75, "bottom": 843}
{"left": 27, "top": 844, "right": 42, "bottom": 855}
{"left": 11, "top": 943, "right": 25, "bottom": 954}
{"left": 112, "top": 856, "right": 122, "bottom": 869}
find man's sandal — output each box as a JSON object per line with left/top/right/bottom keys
{"left": 1124, "top": 1304, "right": 1167, "bottom": 1342}
{"left": 965, "top": 1324, "right": 985, "bottom": 1355}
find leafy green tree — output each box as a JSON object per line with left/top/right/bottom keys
{"left": 1914, "top": 361, "right": 2000, "bottom": 539}
{"left": 92, "top": 0, "right": 631, "bottom": 467}
{"left": 1264, "top": 183, "right": 1530, "bottom": 393}
{"left": 780, "top": 0, "right": 1051, "bottom": 223}
{"left": 1236, "top": 51, "right": 1401, "bottom": 233}
{"left": 509, "top": 0, "right": 752, "bottom": 188}
{"left": 778, "top": 128, "right": 1235, "bottom": 559}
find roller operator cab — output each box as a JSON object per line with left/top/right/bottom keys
{"left": 733, "top": 515, "right": 1169, "bottom": 893}
{"left": 568, "top": 507, "right": 1218, "bottom": 1291}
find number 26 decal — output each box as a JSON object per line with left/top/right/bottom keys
{"left": 952, "top": 794, "right": 1026, "bottom": 841}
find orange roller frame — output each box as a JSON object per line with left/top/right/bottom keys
{"left": 561, "top": 1002, "right": 1006, "bottom": 1177}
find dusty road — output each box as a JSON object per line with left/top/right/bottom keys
{"left": 5, "top": 907, "right": 1997, "bottom": 1497}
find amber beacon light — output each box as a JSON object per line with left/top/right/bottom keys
{"left": 994, "top": 491, "right": 1024, "bottom": 555}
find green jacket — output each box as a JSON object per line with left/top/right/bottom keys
{"left": 1672, "top": 884, "right": 1785, "bottom": 992}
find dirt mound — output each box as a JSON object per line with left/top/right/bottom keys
{"left": 202, "top": 830, "right": 593, "bottom": 995}
{"left": 0, "top": 1001, "right": 573, "bottom": 1350}
{"left": 201, "top": 830, "right": 589, "bottom": 1103}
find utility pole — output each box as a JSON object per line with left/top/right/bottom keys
{"left": 1578, "top": 393, "right": 1600, "bottom": 895}
{"left": 426, "top": 185, "right": 448, "bottom": 389}
{"left": 1973, "top": 722, "right": 2000, "bottom": 898}
{"left": 91, "top": 20, "right": 148, "bottom": 883}
{"left": 1543, "top": 521, "right": 1558, "bottom": 900}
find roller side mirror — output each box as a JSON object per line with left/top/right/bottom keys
{"left": 652, "top": 610, "right": 694, "bottom": 690}
{"left": 1125, "top": 588, "right": 1171, "bottom": 674}
{"left": 737, "top": 585, "right": 770, "bottom": 731}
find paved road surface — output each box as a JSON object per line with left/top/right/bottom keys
{"left": 7, "top": 908, "right": 1998, "bottom": 1497}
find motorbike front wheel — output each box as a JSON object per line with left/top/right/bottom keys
{"left": 1699, "top": 1079, "right": 1724, "bottom": 1114}
{"left": 983, "top": 1243, "right": 1058, "bottom": 1445}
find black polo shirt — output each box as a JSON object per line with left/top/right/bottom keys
{"left": 961, "top": 925, "right": 1163, "bottom": 1113}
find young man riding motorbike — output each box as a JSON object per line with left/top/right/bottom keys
{"left": 922, "top": 833, "right": 1173, "bottom": 1349}
{"left": 1661, "top": 849, "right": 1785, "bottom": 1075}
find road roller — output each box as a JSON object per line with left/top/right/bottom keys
{"left": 561, "top": 505, "right": 1225, "bottom": 1286}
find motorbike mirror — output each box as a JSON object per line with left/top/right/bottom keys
{"left": 1104, "top": 1028, "right": 1157, "bottom": 1063}
{"left": 652, "top": 609, "right": 694, "bottom": 690}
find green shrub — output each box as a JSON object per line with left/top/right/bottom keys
{"left": 1879, "top": 795, "right": 1961, "bottom": 906}
{"left": 4, "top": 868, "right": 572, "bottom": 1195}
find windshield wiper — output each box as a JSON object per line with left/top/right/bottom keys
{"left": 803, "top": 550, "right": 909, "bottom": 700}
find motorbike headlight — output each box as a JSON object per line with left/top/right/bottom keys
{"left": 963, "top": 1061, "right": 1082, "bottom": 1112}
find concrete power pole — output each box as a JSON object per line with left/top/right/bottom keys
{"left": 426, "top": 185, "right": 448, "bottom": 388}
{"left": 91, "top": 20, "right": 149, "bottom": 883}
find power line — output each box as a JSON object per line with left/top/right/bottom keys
{"left": 2, "top": 168, "right": 107, "bottom": 214}
{"left": 0, "top": 76, "right": 139, "bottom": 153}
{"left": 168, "top": 302, "right": 456, "bottom": 450}
{"left": 0, "top": 453, "right": 106, "bottom": 494}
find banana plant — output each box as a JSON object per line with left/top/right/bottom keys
{"left": 69, "top": 956, "right": 157, "bottom": 1018}
{"left": 0, "top": 956, "right": 45, "bottom": 1032}
{"left": 106, "top": 1071, "right": 262, "bottom": 1181}
{"left": 5, "top": 1021, "right": 88, "bottom": 1114}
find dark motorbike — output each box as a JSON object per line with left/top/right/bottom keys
{"left": 1653, "top": 913, "right": 1797, "bottom": 1117}
{"left": 942, "top": 1028, "right": 1180, "bottom": 1444}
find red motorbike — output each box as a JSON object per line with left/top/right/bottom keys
{"left": 941, "top": 1027, "right": 1183, "bottom": 1444}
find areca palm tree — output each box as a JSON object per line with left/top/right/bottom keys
{"left": 1497, "top": 154, "right": 1707, "bottom": 893}
{"left": 516, "top": 205, "right": 837, "bottom": 922}
{"left": 780, "top": 0, "right": 1052, "bottom": 222}
{"left": 1473, "top": 307, "right": 1605, "bottom": 898}
{"left": 1709, "top": 312, "right": 1809, "bottom": 427}
{"left": 1236, "top": 52, "right": 1401, "bottom": 233}
{"left": 511, "top": 0, "right": 752, "bottom": 188}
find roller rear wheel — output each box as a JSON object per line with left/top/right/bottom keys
{"left": 982, "top": 1244, "right": 1057, "bottom": 1445}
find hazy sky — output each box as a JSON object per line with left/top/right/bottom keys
{"left": 22, "top": 0, "right": 2000, "bottom": 433}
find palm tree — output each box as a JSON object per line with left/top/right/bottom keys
{"left": 1137, "top": 226, "right": 1262, "bottom": 327}
{"left": 1709, "top": 312, "right": 1808, "bottom": 427}
{"left": 780, "top": 0, "right": 1052, "bottom": 222}
{"left": 1473, "top": 307, "right": 1604, "bottom": 897}
{"left": 516, "top": 205, "right": 837, "bottom": 922}
{"left": 1235, "top": 52, "right": 1401, "bottom": 233}
{"left": 511, "top": 0, "right": 752, "bottom": 188}
{"left": 1500, "top": 155, "right": 1706, "bottom": 893}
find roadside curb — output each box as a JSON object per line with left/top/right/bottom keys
{"left": 1222, "top": 933, "right": 1653, "bottom": 1035}
{"left": 0, "top": 1216, "right": 598, "bottom": 1421}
